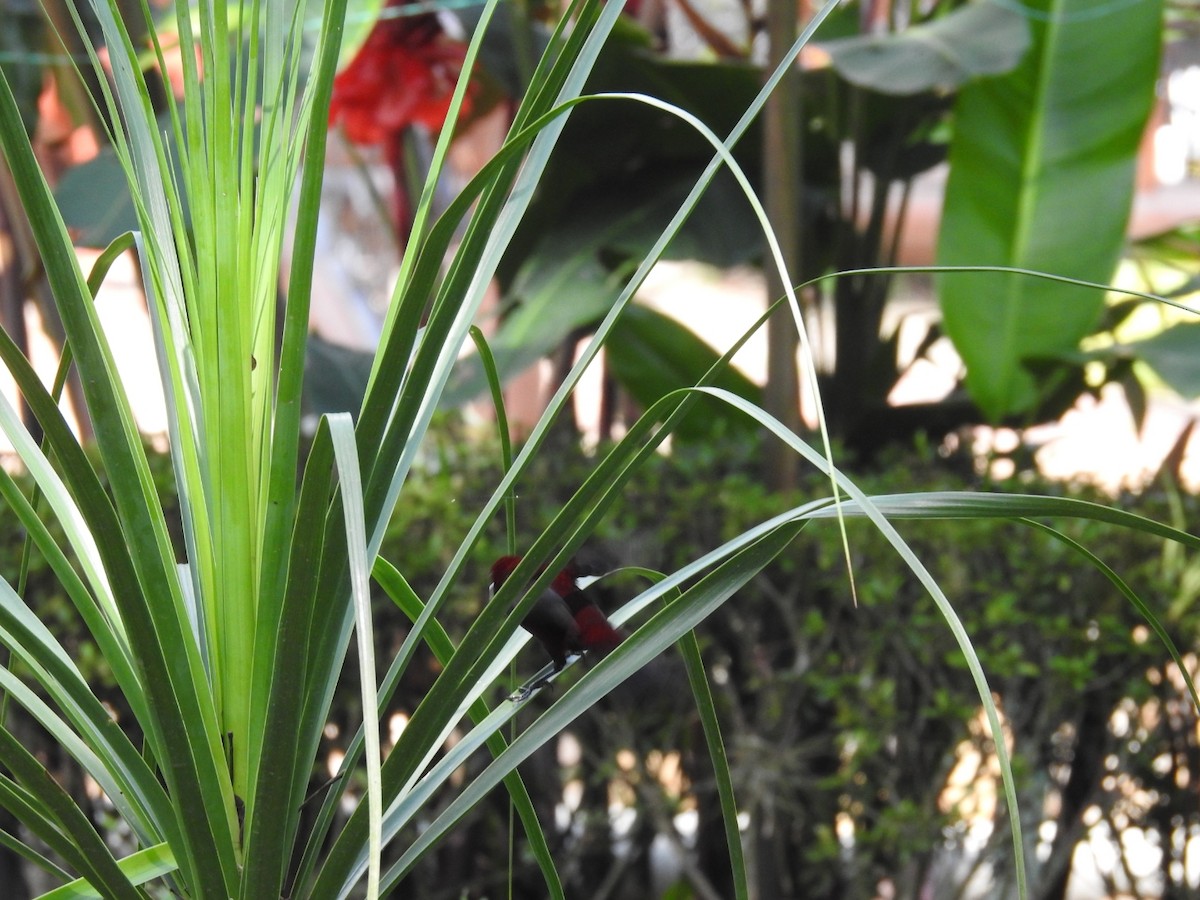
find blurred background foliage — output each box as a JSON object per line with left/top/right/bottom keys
{"left": 4, "top": 422, "right": 1198, "bottom": 898}
{"left": 23, "top": 0, "right": 1196, "bottom": 465}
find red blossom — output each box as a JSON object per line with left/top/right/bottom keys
{"left": 329, "top": 0, "right": 473, "bottom": 143}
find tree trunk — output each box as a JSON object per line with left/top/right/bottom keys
{"left": 761, "top": 0, "right": 804, "bottom": 491}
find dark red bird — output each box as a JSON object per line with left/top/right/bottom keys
{"left": 490, "top": 555, "right": 625, "bottom": 675}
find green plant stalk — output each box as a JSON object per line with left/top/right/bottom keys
{"left": 134, "top": 3, "right": 221, "bottom": 707}
{"left": 243, "top": 0, "right": 351, "bottom": 865}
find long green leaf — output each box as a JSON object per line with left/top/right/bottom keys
{"left": 328, "top": 414, "right": 381, "bottom": 898}
{"left": 0, "top": 62, "right": 235, "bottom": 896}
{"left": 937, "top": 0, "right": 1163, "bottom": 417}
{"left": 0, "top": 727, "right": 141, "bottom": 900}
{"left": 240, "top": 425, "right": 335, "bottom": 900}
{"left": 0, "top": 581, "right": 170, "bottom": 846}
{"left": 373, "top": 558, "right": 564, "bottom": 898}
{"left": 40, "top": 843, "right": 177, "bottom": 899}
{"left": 469, "top": 326, "right": 517, "bottom": 547}
{"left": 695, "top": 387, "right": 1028, "bottom": 898}
{"left": 806, "top": 490, "right": 1200, "bottom": 548}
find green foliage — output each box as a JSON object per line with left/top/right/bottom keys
{"left": 0, "top": 0, "right": 861, "bottom": 894}
{"left": 0, "top": 0, "right": 1191, "bottom": 897}
{"left": 938, "top": 0, "right": 1164, "bottom": 419}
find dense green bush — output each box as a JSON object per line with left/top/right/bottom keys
{"left": 9, "top": 423, "right": 1198, "bottom": 898}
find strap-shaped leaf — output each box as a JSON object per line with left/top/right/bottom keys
{"left": 329, "top": 414, "right": 382, "bottom": 897}
{"left": 0, "top": 60, "right": 235, "bottom": 896}
{"left": 372, "top": 558, "right": 565, "bottom": 897}
{"left": 40, "top": 843, "right": 176, "bottom": 899}
{"left": 0, "top": 581, "right": 171, "bottom": 846}
{"left": 0, "top": 727, "right": 142, "bottom": 899}
{"left": 0, "top": 461, "right": 144, "bottom": 723}
{"left": 240, "top": 426, "right": 335, "bottom": 900}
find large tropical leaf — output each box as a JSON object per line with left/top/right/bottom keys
{"left": 1122, "top": 321, "right": 1200, "bottom": 398}
{"left": 937, "top": 0, "right": 1163, "bottom": 419}
{"left": 820, "top": 1, "right": 1029, "bottom": 95}
{"left": 606, "top": 302, "right": 762, "bottom": 438}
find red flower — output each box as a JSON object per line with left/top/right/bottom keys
{"left": 329, "top": 0, "right": 473, "bottom": 143}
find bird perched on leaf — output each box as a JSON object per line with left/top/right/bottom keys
{"left": 490, "top": 554, "right": 625, "bottom": 695}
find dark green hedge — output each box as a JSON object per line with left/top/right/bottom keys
{"left": 8, "top": 425, "right": 1199, "bottom": 899}
{"left": 376, "top": 424, "right": 1199, "bottom": 899}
